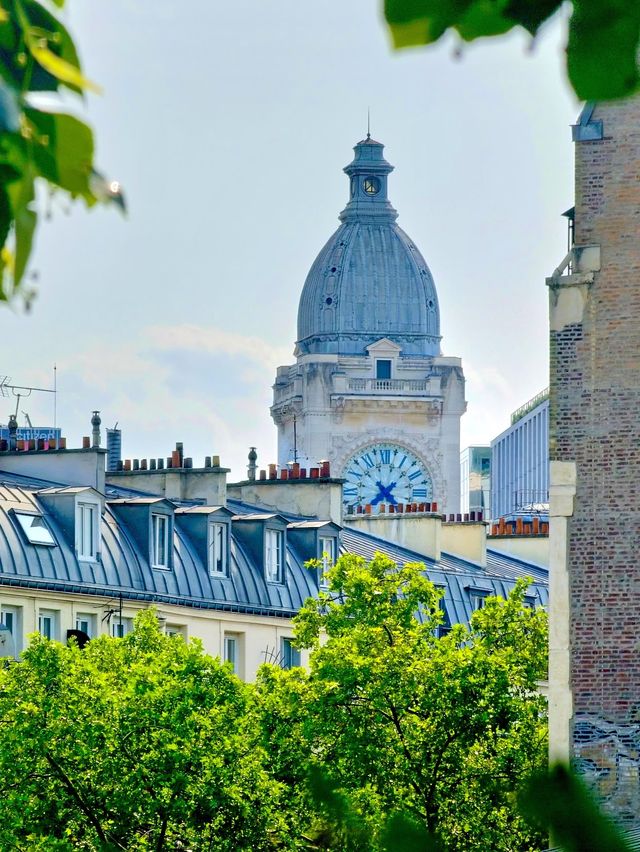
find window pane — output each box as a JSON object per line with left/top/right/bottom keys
{"left": 281, "top": 638, "right": 301, "bottom": 669}
{"left": 152, "top": 515, "right": 169, "bottom": 568}
{"left": 14, "top": 512, "right": 56, "bottom": 546}
{"left": 77, "top": 503, "right": 96, "bottom": 559}
{"left": 376, "top": 359, "right": 391, "bottom": 379}
{"left": 266, "top": 529, "right": 282, "bottom": 582}
{"left": 209, "top": 524, "right": 227, "bottom": 575}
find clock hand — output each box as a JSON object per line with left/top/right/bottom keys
{"left": 371, "top": 480, "right": 398, "bottom": 506}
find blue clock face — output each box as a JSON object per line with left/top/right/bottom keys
{"left": 342, "top": 443, "right": 433, "bottom": 512}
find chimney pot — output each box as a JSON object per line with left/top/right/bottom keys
{"left": 259, "top": 469, "right": 266, "bottom": 480}
{"left": 456, "top": 513, "right": 462, "bottom": 522}
{"left": 205, "top": 456, "right": 212, "bottom": 468}
{"left": 212, "top": 454, "right": 220, "bottom": 467}
{"left": 184, "top": 457, "right": 193, "bottom": 468}
{"left": 157, "top": 458, "right": 164, "bottom": 470}
{"left": 364, "top": 504, "right": 372, "bottom": 514}
{"left": 133, "top": 459, "right": 139, "bottom": 471}
{"left": 268, "top": 463, "right": 277, "bottom": 480}
{"left": 29, "top": 439, "right": 36, "bottom": 450}
{"left": 280, "top": 468, "right": 288, "bottom": 480}
{"left": 166, "top": 457, "right": 172, "bottom": 468}
{"left": 117, "top": 459, "right": 124, "bottom": 471}
{"left": 150, "top": 459, "right": 156, "bottom": 470}
{"left": 300, "top": 468, "right": 307, "bottom": 478}
{"left": 140, "top": 459, "right": 147, "bottom": 470}
{"left": 171, "top": 449, "right": 181, "bottom": 468}
{"left": 397, "top": 504, "right": 403, "bottom": 513}
{"left": 379, "top": 503, "right": 386, "bottom": 514}
{"left": 320, "top": 461, "right": 330, "bottom": 478}
{"left": 477, "top": 510, "right": 482, "bottom": 522}
{"left": 291, "top": 462, "right": 300, "bottom": 479}
{"left": 310, "top": 467, "right": 319, "bottom": 479}
{"left": 432, "top": 502, "right": 438, "bottom": 513}
{"left": 59, "top": 437, "right": 66, "bottom": 449}
{"left": 124, "top": 459, "right": 132, "bottom": 471}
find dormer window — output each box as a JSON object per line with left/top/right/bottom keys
{"left": 265, "top": 528, "right": 284, "bottom": 583}
{"left": 13, "top": 511, "right": 56, "bottom": 546}
{"left": 209, "top": 522, "right": 228, "bottom": 576}
{"left": 151, "top": 513, "right": 170, "bottom": 569}
{"left": 76, "top": 502, "right": 98, "bottom": 561}
{"left": 318, "top": 536, "right": 336, "bottom": 587}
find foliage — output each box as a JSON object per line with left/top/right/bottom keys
{"left": 0, "top": 609, "right": 286, "bottom": 851}
{"left": 520, "top": 763, "right": 633, "bottom": 852}
{"left": 0, "top": 0, "right": 123, "bottom": 306}
{"left": 383, "top": 0, "right": 640, "bottom": 102}
{"left": 254, "top": 552, "right": 548, "bottom": 851}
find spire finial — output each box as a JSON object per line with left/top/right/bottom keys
{"left": 367, "top": 107, "right": 371, "bottom": 140}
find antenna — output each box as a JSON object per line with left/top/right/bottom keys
{"left": 367, "top": 107, "right": 371, "bottom": 139}
{"left": 0, "top": 376, "right": 55, "bottom": 425}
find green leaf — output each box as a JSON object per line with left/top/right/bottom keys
{"left": 28, "top": 45, "right": 100, "bottom": 94}
{"left": 567, "top": 1, "right": 640, "bottom": 100}
{"left": 384, "top": 0, "right": 474, "bottom": 46}
{"left": 379, "top": 811, "right": 442, "bottom": 851}
{"left": 455, "top": 1, "right": 515, "bottom": 41}
{"left": 519, "top": 764, "right": 633, "bottom": 852}
{"left": 503, "top": 0, "right": 561, "bottom": 35}
{"left": 26, "top": 108, "right": 95, "bottom": 200}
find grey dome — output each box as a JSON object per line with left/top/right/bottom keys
{"left": 296, "top": 138, "right": 441, "bottom": 357}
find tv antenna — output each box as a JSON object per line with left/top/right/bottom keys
{"left": 0, "top": 376, "right": 56, "bottom": 424}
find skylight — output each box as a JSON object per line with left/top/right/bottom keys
{"left": 14, "top": 512, "right": 56, "bottom": 546}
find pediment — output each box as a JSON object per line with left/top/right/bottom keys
{"left": 366, "top": 338, "right": 402, "bottom": 355}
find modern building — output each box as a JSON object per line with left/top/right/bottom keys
{"left": 460, "top": 445, "right": 491, "bottom": 517}
{"left": 272, "top": 136, "right": 466, "bottom": 517}
{"left": 490, "top": 389, "right": 549, "bottom": 520}
{"left": 548, "top": 97, "right": 640, "bottom": 825}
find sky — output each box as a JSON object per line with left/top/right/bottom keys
{"left": 2, "top": 0, "right": 577, "bottom": 480}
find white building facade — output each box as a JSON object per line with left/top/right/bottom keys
{"left": 272, "top": 136, "right": 466, "bottom": 517}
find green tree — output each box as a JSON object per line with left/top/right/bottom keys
{"left": 383, "top": 0, "right": 640, "bottom": 102}
{"left": 255, "top": 553, "right": 548, "bottom": 851}
{"left": 0, "top": 0, "right": 122, "bottom": 306}
{"left": 0, "top": 610, "right": 286, "bottom": 851}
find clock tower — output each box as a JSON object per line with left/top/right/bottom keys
{"left": 271, "top": 135, "right": 466, "bottom": 516}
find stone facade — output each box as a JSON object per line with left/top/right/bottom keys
{"left": 548, "top": 97, "right": 640, "bottom": 823}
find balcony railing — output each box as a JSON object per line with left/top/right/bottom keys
{"left": 346, "top": 378, "right": 428, "bottom": 393}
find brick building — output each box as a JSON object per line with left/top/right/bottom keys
{"left": 548, "top": 97, "right": 640, "bottom": 823}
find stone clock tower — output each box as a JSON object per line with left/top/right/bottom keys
{"left": 271, "top": 136, "right": 466, "bottom": 516}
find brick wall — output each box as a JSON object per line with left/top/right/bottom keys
{"left": 550, "top": 97, "right": 640, "bottom": 822}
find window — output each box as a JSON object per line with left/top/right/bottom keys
{"left": 76, "top": 502, "right": 97, "bottom": 560}
{"left": 166, "top": 624, "right": 187, "bottom": 640}
{"left": 151, "top": 514, "right": 170, "bottom": 569}
{"left": 1, "top": 605, "right": 22, "bottom": 655}
{"left": 376, "top": 359, "right": 392, "bottom": 380}
{"left": 469, "top": 591, "right": 489, "bottom": 611}
{"left": 265, "top": 528, "right": 284, "bottom": 583}
{"left": 281, "top": 637, "right": 301, "bottom": 670}
{"left": 14, "top": 511, "right": 56, "bottom": 546}
{"left": 208, "top": 523, "right": 228, "bottom": 576}
{"left": 111, "top": 617, "right": 133, "bottom": 638}
{"left": 75, "top": 613, "right": 96, "bottom": 637}
{"left": 224, "top": 633, "right": 243, "bottom": 677}
{"left": 38, "top": 609, "right": 59, "bottom": 641}
{"left": 318, "top": 536, "right": 336, "bottom": 587}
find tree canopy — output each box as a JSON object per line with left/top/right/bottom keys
{"left": 254, "top": 552, "right": 549, "bottom": 851}
{"left": 384, "top": 0, "right": 640, "bottom": 102}
{"left": 0, "top": 610, "right": 284, "bottom": 850}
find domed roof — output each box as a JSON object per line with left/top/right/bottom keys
{"left": 296, "top": 137, "right": 441, "bottom": 357}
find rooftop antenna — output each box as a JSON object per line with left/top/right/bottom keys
{"left": 0, "top": 376, "right": 55, "bottom": 425}
{"left": 367, "top": 107, "right": 371, "bottom": 140}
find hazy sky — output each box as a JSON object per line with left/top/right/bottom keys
{"left": 3, "top": 1, "right": 577, "bottom": 479}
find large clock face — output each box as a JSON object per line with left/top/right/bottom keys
{"left": 342, "top": 443, "right": 433, "bottom": 513}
